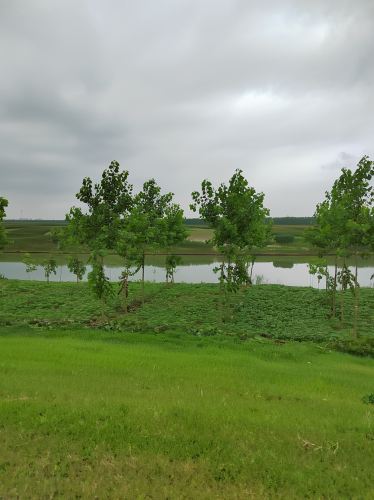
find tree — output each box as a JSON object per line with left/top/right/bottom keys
{"left": 165, "top": 254, "right": 182, "bottom": 284}
{"left": 131, "top": 179, "right": 171, "bottom": 301}
{"left": 88, "top": 255, "right": 113, "bottom": 302}
{"left": 66, "top": 161, "right": 134, "bottom": 301}
{"left": 331, "top": 156, "right": 374, "bottom": 336}
{"left": 156, "top": 203, "right": 187, "bottom": 284}
{"left": 307, "top": 156, "right": 374, "bottom": 335}
{"left": 191, "top": 170, "right": 271, "bottom": 317}
{"left": 22, "top": 253, "right": 37, "bottom": 278}
{"left": 42, "top": 258, "right": 57, "bottom": 283}
{"left": 116, "top": 181, "right": 187, "bottom": 305}
{"left": 0, "top": 197, "right": 8, "bottom": 249}
{"left": 308, "top": 260, "right": 328, "bottom": 290}
{"left": 131, "top": 180, "right": 186, "bottom": 301}
{"left": 305, "top": 196, "right": 346, "bottom": 317}
{"left": 67, "top": 256, "right": 86, "bottom": 283}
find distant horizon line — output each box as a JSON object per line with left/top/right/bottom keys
{"left": 5, "top": 216, "right": 315, "bottom": 221}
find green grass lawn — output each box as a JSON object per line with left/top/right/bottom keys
{"left": 1, "top": 328, "right": 373, "bottom": 498}
{"left": 1, "top": 279, "right": 373, "bottom": 496}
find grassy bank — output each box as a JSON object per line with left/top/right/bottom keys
{"left": 1, "top": 328, "right": 374, "bottom": 498}
{"left": 0, "top": 280, "right": 373, "bottom": 343}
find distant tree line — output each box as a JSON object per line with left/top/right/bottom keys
{"left": 271, "top": 217, "right": 315, "bottom": 226}
{"left": 184, "top": 216, "right": 315, "bottom": 227}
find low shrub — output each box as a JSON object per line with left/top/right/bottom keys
{"left": 274, "top": 233, "right": 295, "bottom": 244}
{"left": 362, "top": 394, "right": 374, "bottom": 405}
{"left": 330, "top": 337, "right": 374, "bottom": 357}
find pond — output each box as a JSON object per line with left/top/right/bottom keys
{"left": 0, "top": 258, "right": 373, "bottom": 288}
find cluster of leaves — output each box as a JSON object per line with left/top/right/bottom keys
{"left": 22, "top": 253, "right": 37, "bottom": 274}
{"left": 67, "top": 257, "right": 86, "bottom": 282}
{"left": 307, "top": 156, "right": 373, "bottom": 254}
{"left": 362, "top": 394, "right": 374, "bottom": 405}
{"left": 331, "top": 337, "right": 374, "bottom": 358}
{"left": 42, "top": 258, "right": 57, "bottom": 283}
{"left": 0, "top": 196, "right": 8, "bottom": 249}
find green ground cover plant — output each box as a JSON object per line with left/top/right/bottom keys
{"left": 0, "top": 327, "right": 373, "bottom": 498}
{"left": 0, "top": 280, "right": 372, "bottom": 345}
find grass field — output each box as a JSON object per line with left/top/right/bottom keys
{"left": 0, "top": 279, "right": 374, "bottom": 497}
{"left": 0, "top": 328, "right": 373, "bottom": 498}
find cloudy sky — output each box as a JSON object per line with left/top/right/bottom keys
{"left": 1, "top": 0, "right": 373, "bottom": 219}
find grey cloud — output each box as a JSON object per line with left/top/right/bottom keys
{"left": 321, "top": 152, "right": 357, "bottom": 171}
{"left": 0, "top": 0, "right": 373, "bottom": 218}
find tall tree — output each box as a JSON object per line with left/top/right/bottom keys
{"left": 65, "top": 161, "right": 133, "bottom": 302}
{"left": 124, "top": 181, "right": 187, "bottom": 301}
{"left": 307, "top": 156, "right": 374, "bottom": 335}
{"left": 332, "top": 156, "right": 374, "bottom": 336}
{"left": 132, "top": 179, "right": 173, "bottom": 302}
{"left": 191, "top": 170, "right": 271, "bottom": 316}
{"left": 305, "top": 192, "right": 346, "bottom": 316}
{"left": 157, "top": 203, "right": 187, "bottom": 284}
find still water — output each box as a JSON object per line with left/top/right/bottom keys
{"left": 0, "top": 261, "right": 373, "bottom": 288}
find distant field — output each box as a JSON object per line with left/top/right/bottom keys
{"left": 3, "top": 221, "right": 314, "bottom": 255}
{"left": 3, "top": 221, "right": 66, "bottom": 253}
{"left": 187, "top": 226, "right": 213, "bottom": 242}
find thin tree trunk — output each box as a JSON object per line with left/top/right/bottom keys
{"left": 220, "top": 261, "right": 225, "bottom": 322}
{"left": 123, "top": 274, "right": 128, "bottom": 314}
{"left": 340, "top": 288, "right": 345, "bottom": 324}
{"left": 249, "top": 258, "right": 255, "bottom": 285}
{"left": 141, "top": 251, "right": 145, "bottom": 305}
{"left": 340, "top": 257, "right": 345, "bottom": 324}
{"left": 332, "top": 257, "right": 337, "bottom": 317}
{"left": 353, "top": 252, "right": 359, "bottom": 338}
{"left": 101, "top": 297, "right": 106, "bottom": 321}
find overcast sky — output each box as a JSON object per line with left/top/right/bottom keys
{"left": 1, "top": 0, "right": 373, "bottom": 219}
